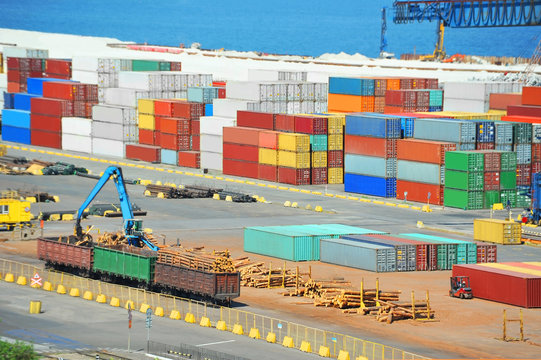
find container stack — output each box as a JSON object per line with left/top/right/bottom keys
{"left": 61, "top": 116, "right": 92, "bottom": 153}
{"left": 443, "top": 81, "right": 523, "bottom": 113}
{"left": 6, "top": 57, "right": 45, "bottom": 93}
{"left": 44, "top": 59, "right": 72, "bottom": 80}
{"left": 413, "top": 118, "right": 477, "bottom": 150}
{"left": 344, "top": 113, "right": 401, "bottom": 197}
{"left": 277, "top": 133, "right": 311, "bottom": 185}
{"left": 326, "top": 114, "right": 345, "bottom": 184}
{"left": 396, "top": 139, "right": 456, "bottom": 205}
{"left": 443, "top": 151, "right": 485, "bottom": 209}
{"left": 200, "top": 115, "right": 236, "bottom": 171}
{"left": 222, "top": 126, "right": 260, "bottom": 178}
{"left": 92, "top": 104, "right": 137, "bottom": 158}
{"left": 294, "top": 115, "right": 328, "bottom": 184}
{"left": 258, "top": 130, "right": 280, "bottom": 182}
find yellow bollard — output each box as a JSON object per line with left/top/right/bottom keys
{"left": 157, "top": 192, "right": 165, "bottom": 199}
{"left": 282, "top": 336, "right": 294, "bottom": 348}
{"left": 284, "top": 201, "right": 291, "bottom": 207}
{"left": 184, "top": 313, "right": 195, "bottom": 323}
{"left": 356, "top": 356, "right": 369, "bottom": 360}
{"left": 315, "top": 205, "right": 323, "bottom": 212}
{"left": 232, "top": 324, "right": 244, "bottom": 335}
{"left": 169, "top": 310, "right": 181, "bottom": 320}
{"left": 83, "top": 291, "right": 93, "bottom": 300}
{"left": 139, "top": 303, "right": 151, "bottom": 313}
{"left": 319, "top": 346, "right": 331, "bottom": 357}
{"left": 216, "top": 320, "right": 227, "bottom": 331}
{"left": 155, "top": 307, "right": 164, "bottom": 317}
{"left": 248, "top": 328, "right": 260, "bottom": 339}
{"left": 199, "top": 317, "right": 211, "bottom": 327}
{"left": 225, "top": 195, "right": 233, "bottom": 202}
{"left": 266, "top": 332, "right": 276, "bottom": 343}
{"left": 16, "top": 276, "right": 27, "bottom": 286}
{"left": 144, "top": 190, "right": 152, "bottom": 197}
{"left": 300, "top": 341, "right": 312, "bottom": 353}
{"left": 69, "top": 288, "right": 80, "bottom": 297}
{"left": 305, "top": 204, "right": 313, "bottom": 210}
{"left": 43, "top": 281, "right": 53, "bottom": 291}
{"left": 213, "top": 193, "right": 220, "bottom": 200}
{"left": 56, "top": 284, "right": 67, "bottom": 294}
{"left": 110, "top": 297, "right": 120, "bottom": 307}
{"left": 29, "top": 300, "right": 41, "bottom": 314}
{"left": 291, "top": 202, "right": 298, "bottom": 208}
{"left": 338, "top": 350, "right": 351, "bottom": 360}
{"left": 96, "top": 294, "right": 106, "bottom": 303}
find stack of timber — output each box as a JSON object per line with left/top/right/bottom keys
{"left": 359, "top": 299, "right": 435, "bottom": 324}
{"left": 235, "top": 259, "right": 306, "bottom": 288}
{"left": 145, "top": 184, "right": 218, "bottom": 199}
{"left": 94, "top": 231, "right": 161, "bottom": 250}
{"left": 157, "top": 245, "right": 235, "bottom": 273}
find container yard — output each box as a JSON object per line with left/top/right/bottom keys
{"left": 1, "top": 21, "right": 541, "bottom": 360}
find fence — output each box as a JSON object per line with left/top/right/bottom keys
{"left": 0, "top": 258, "right": 428, "bottom": 360}
{"left": 149, "top": 340, "right": 250, "bottom": 360}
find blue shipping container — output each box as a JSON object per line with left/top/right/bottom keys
{"left": 187, "top": 87, "right": 219, "bottom": 104}
{"left": 361, "top": 113, "right": 414, "bottom": 138}
{"left": 344, "top": 173, "right": 396, "bottom": 197}
{"left": 13, "top": 93, "right": 40, "bottom": 111}
{"left": 1, "top": 109, "right": 31, "bottom": 129}
{"left": 345, "top": 114, "right": 401, "bottom": 138}
{"left": 3, "top": 92, "right": 15, "bottom": 109}
{"left": 27, "top": 77, "right": 75, "bottom": 96}
{"left": 329, "top": 77, "right": 375, "bottom": 96}
{"left": 476, "top": 120, "right": 495, "bottom": 143}
{"left": 160, "top": 149, "right": 178, "bottom": 165}
{"left": 1, "top": 125, "right": 31, "bottom": 144}
{"left": 205, "top": 103, "right": 213, "bottom": 116}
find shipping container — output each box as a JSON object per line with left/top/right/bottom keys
{"left": 187, "top": 87, "right": 219, "bottom": 104}
{"left": 489, "top": 93, "right": 521, "bottom": 110}
{"left": 259, "top": 130, "right": 280, "bottom": 149}
{"left": 397, "top": 139, "right": 455, "bottom": 164}
{"left": 31, "top": 97, "right": 73, "bottom": 117}
{"left": 345, "top": 154, "right": 396, "bottom": 178}
{"left": 13, "top": 93, "right": 39, "bottom": 111}
{"left": 445, "top": 151, "right": 484, "bottom": 172}
{"left": 329, "top": 77, "right": 375, "bottom": 96}
{"left": 278, "top": 133, "right": 310, "bottom": 152}
{"left": 320, "top": 238, "right": 396, "bottom": 272}
{"left": 345, "top": 114, "right": 401, "bottom": 138}
{"left": 275, "top": 114, "right": 296, "bottom": 132}
{"left": 258, "top": 164, "right": 277, "bottom": 182}
{"left": 125, "top": 144, "right": 161, "bottom": 163}
{"left": 453, "top": 264, "right": 541, "bottom": 308}
{"left": 396, "top": 180, "right": 443, "bottom": 205}
{"left": 31, "top": 129, "right": 61, "bottom": 149}
{"left": 1, "top": 125, "right": 31, "bottom": 144}
{"left": 92, "top": 121, "right": 137, "bottom": 142}
{"left": 344, "top": 173, "right": 396, "bottom": 197}
{"left": 294, "top": 116, "right": 327, "bottom": 135}
{"left": 93, "top": 246, "right": 156, "bottom": 283}
{"left": 522, "top": 87, "right": 541, "bottom": 106}
{"left": 476, "top": 243, "right": 497, "bottom": 263}
{"left": 159, "top": 133, "right": 190, "bottom": 151}
{"left": 222, "top": 127, "right": 260, "bottom": 146}
{"left": 223, "top": 159, "right": 258, "bottom": 179}
{"left": 473, "top": 219, "right": 522, "bottom": 245}
{"left": 445, "top": 169, "right": 484, "bottom": 191}
{"left": 244, "top": 226, "right": 321, "bottom": 261}
{"left": 138, "top": 98, "right": 155, "bottom": 115}
{"left": 414, "top": 118, "right": 476, "bottom": 143}
{"left": 345, "top": 135, "right": 396, "bottom": 159}
{"left": 1, "top": 109, "right": 31, "bottom": 129}
{"left": 443, "top": 188, "right": 484, "bottom": 210}
{"left": 62, "top": 134, "right": 92, "bottom": 154}
{"left": 328, "top": 167, "right": 344, "bottom": 184}
{"left": 157, "top": 117, "right": 190, "bottom": 135}
{"left": 160, "top": 149, "right": 178, "bottom": 165}
{"left": 37, "top": 237, "right": 93, "bottom": 271}
{"left": 178, "top": 151, "right": 200, "bottom": 168}
{"left": 328, "top": 94, "right": 375, "bottom": 112}
{"left": 398, "top": 234, "right": 454, "bottom": 270}
{"left": 401, "top": 233, "right": 477, "bottom": 265}
{"left": 223, "top": 143, "right": 259, "bottom": 163}
{"left": 278, "top": 151, "right": 310, "bottom": 168}
{"left": 278, "top": 167, "right": 310, "bottom": 185}
{"left": 397, "top": 160, "right": 443, "bottom": 185}
{"left": 237, "top": 111, "right": 275, "bottom": 130}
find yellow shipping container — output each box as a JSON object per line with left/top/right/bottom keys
{"left": 278, "top": 133, "right": 310, "bottom": 152}
{"left": 327, "top": 134, "right": 343, "bottom": 150}
{"left": 138, "top": 99, "right": 155, "bottom": 115}
{"left": 138, "top": 114, "right": 155, "bottom": 130}
{"left": 259, "top": 148, "right": 278, "bottom": 166}
{"left": 278, "top": 151, "right": 310, "bottom": 169}
{"left": 328, "top": 167, "right": 344, "bottom": 184}
{"left": 473, "top": 218, "right": 522, "bottom": 245}
{"left": 479, "top": 263, "right": 541, "bottom": 277}
{"left": 327, "top": 115, "right": 344, "bottom": 134}
{"left": 312, "top": 151, "right": 327, "bottom": 168}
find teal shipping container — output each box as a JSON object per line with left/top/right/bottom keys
{"left": 401, "top": 233, "right": 477, "bottom": 264}
{"left": 93, "top": 246, "right": 157, "bottom": 282}
{"left": 398, "top": 234, "right": 455, "bottom": 270}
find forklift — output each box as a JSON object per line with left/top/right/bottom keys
{"left": 449, "top": 276, "right": 473, "bottom": 299}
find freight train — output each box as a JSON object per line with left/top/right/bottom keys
{"left": 37, "top": 236, "right": 240, "bottom": 304}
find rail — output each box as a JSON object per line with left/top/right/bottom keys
{"left": 0, "top": 258, "right": 428, "bottom": 360}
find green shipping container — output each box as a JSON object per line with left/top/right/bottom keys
{"left": 516, "top": 188, "right": 530, "bottom": 208}
{"left": 500, "top": 190, "right": 517, "bottom": 208}
{"left": 93, "top": 246, "right": 156, "bottom": 282}
{"left": 398, "top": 234, "right": 452, "bottom": 270}
{"left": 500, "top": 152, "right": 517, "bottom": 172}
{"left": 513, "top": 123, "right": 532, "bottom": 144}
{"left": 158, "top": 62, "right": 171, "bottom": 71}
{"left": 310, "top": 135, "right": 328, "bottom": 151}
{"left": 401, "top": 233, "right": 477, "bottom": 264}
{"left": 131, "top": 60, "right": 161, "bottom": 71}
{"left": 500, "top": 171, "right": 517, "bottom": 190}
{"left": 445, "top": 151, "right": 484, "bottom": 172}
{"left": 445, "top": 169, "right": 484, "bottom": 191}
{"left": 484, "top": 191, "right": 501, "bottom": 208}
{"left": 443, "top": 188, "right": 484, "bottom": 210}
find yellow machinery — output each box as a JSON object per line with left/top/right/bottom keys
{"left": 0, "top": 193, "right": 33, "bottom": 231}
{"left": 0, "top": 144, "right": 6, "bottom": 157}
{"left": 420, "top": 21, "right": 446, "bottom": 61}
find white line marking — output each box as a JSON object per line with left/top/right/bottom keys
{"left": 196, "top": 339, "right": 236, "bottom": 347}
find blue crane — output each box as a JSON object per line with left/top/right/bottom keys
{"left": 75, "top": 166, "right": 159, "bottom": 251}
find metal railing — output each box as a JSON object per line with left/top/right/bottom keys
{"left": 0, "top": 258, "right": 427, "bottom": 360}
{"left": 149, "top": 340, "right": 250, "bottom": 360}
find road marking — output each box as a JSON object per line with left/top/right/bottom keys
{"left": 348, "top": 196, "right": 359, "bottom": 201}
{"left": 205, "top": 175, "right": 214, "bottom": 179}
{"left": 257, "top": 183, "right": 266, "bottom": 187}
{"left": 311, "top": 191, "right": 322, "bottom": 195}
{"left": 278, "top": 186, "right": 289, "bottom": 190}
{"left": 300, "top": 189, "right": 311, "bottom": 194}
{"left": 325, "top": 193, "right": 335, "bottom": 197}
{"left": 195, "top": 340, "right": 236, "bottom": 347}
{"left": 289, "top": 188, "right": 300, "bottom": 192}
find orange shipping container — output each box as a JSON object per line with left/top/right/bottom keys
{"left": 490, "top": 93, "right": 522, "bottom": 110}
{"left": 397, "top": 139, "right": 456, "bottom": 164}
{"left": 396, "top": 180, "right": 444, "bottom": 205}
{"left": 328, "top": 94, "right": 374, "bottom": 113}
{"left": 222, "top": 126, "right": 260, "bottom": 146}
{"left": 501, "top": 115, "right": 541, "bottom": 124}
{"left": 522, "top": 87, "right": 541, "bottom": 106}
{"left": 258, "top": 130, "right": 280, "bottom": 149}
{"left": 345, "top": 135, "right": 396, "bottom": 158}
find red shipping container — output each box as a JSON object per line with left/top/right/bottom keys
{"left": 125, "top": 144, "right": 161, "bottom": 163}
{"left": 383, "top": 105, "right": 404, "bottom": 114}
{"left": 517, "top": 164, "right": 531, "bottom": 186}
{"left": 45, "top": 59, "right": 72, "bottom": 76}
{"left": 399, "top": 78, "right": 413, "bottom": 89}
{"left": 223, "top": 159, "right": 258, "bottom": 179}
{"left": 213, "top": 81, "right": 226, "bottom": 87}
{"left": 259, "top": 130, "right": 280, "bottom": 149}
{"left": 294, "top": 116, "right": 328, "bottom": 135}
{"left": 374, "top": 96, "right": 385, "bottom": 113}
{"left": 415, "top": 90, "right": 430, "bottom": 109}
{"left": 169, "top": 61, "right": 182, "bottom": 71}
{"left": 191, "top": 120, "right": 200, "bottom": 135}
{"left": 43, "top": 73, "right": 71, "bottom": 80}
{"left": 178, "top": 151, "right": 200, "bottom": 168}
{"left": 223, "top": 143, "right": 258, "bottom": 162}
{"left": 532, "top": 144, "right": 541, "bottom": 162}
{"left": 478, "top": 150, "right": 501, "bottom": 171}
{"left": 31, "top": 129, "right": 61, "bottom": 149}
{"left": 532, "top": 162, "right": 541, "bottom": 174}
{"left": 507, "top": 105, "right": 541, "bottom": 118}
{"left": 426, "top": 78, "right": 439, "bottom": 89}
{"left": 452, "top": 264, "right": 541, "bottom": 308}
{"left": 386, "top": 235, "right": 432, "bottom": 271}
{"left": 278, "top": 167, "right": 310, "bottom": 185}
{"left": 367, "top": 234, "right": 428, "bottom": 271}
{"left": 172, "top": 101, "right": 204, "bottom": 119}
{"left": 476, "top": 142, "right": 495, "bottom": 150}
{"left": 157, "top": 117, "right": 190, "bottom": 135}
{"left": 31, "top": 114, "right": 62, "bottom": 132}
{"left": 7, "top": 57, "right": 43, "bottom": 71}
{"left": 258, "top": 164, "right": 277, "bottom": 182}
{"left": 138, "top": 129, "right": 158, "bottom": 146}
{"left": 154, "top": 100, "right": 175, "bottom": 117}
{"left": 502, "top": 115, "right": 541, "bottom": 124}
{"left": 484, "top": 171, "right": 500, "bottom": 191}
{"left": 412, "top": 78, "right": 427, "bottom": 89}
{"left": 7, "top": 70, "right": 21, "bottom": 82}
{"left": 160, "top": 133, "right": 190, "bottom": 151}
{"left": 522, "top": 87, "right": 541, "bottom": 106}
{"left": 237, "top": 111, "right": 275, "bottom": 130}
{"left": 222, "top": 127, "right": 260, "bottom": 146}
{"left": 372, "top": 77, "right": 387, "bottom": 96}
{"left": 311, "top": 167, "right": 327, "bottom": 185}
{"left": 73, "top": 100, "right": 96, "bottom": 118}
{"left": 397, "top": 139, "right": 456, "bottom": 164}
{"left": 476, "top": 243, "right": 497, "bottom": 263}
{"left": 396, "top": 180, "right": 444, "bottom": 205}
{"left": 345, "top": 135, "right": 396, "bottom": 158}
{"left": 43, "top": 81, "right": 85, "bottom": 101}
{"left": 191, "top": 135, "right": 200, "bottom": 151}
{"left": 328, "top": 150, "right": 344, "bottom": 168}
{"left": 7, "top": 82, "right": 20, "bottom": 93}
{"left": 385, "top": 90, "right": 417, "bottom": 109}
{"left": 31, "top": 97, "right": 73, "bottom": 117}
{"left": 218, "top": 88, "right": 226, "bottom": 99}
{"left": 489, "top": 93, "right": 522, "bottom": 110}
{"left": 275, "top": 114, "right": 295, "bottom": 132}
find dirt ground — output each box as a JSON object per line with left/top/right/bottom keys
{"left": 2, "top": 237, "right": 541, "bottom": 359}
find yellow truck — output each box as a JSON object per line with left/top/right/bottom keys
{"left": 0, "top": 198, "right": 33, "bottom": 230}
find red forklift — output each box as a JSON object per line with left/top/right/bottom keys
{"left": 449, "top": 276, "right": 473, "bottom": 299}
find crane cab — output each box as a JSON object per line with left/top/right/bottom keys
{"left": 0, "top": 198, "right": 33, "bottom": 231}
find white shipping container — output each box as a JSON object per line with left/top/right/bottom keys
{"left": 287, "top": 101, "right": 301, "bottom": 114}
{"left": 212, "top": 99, "right": 250, "bottom": 118}
{"left": 91, "top": 120, "right": 138, "bottom": 142}
{"left": 72, "top": 56, "right": 100, "bottom": 71}
{"left": 99, "top": 58, "right": 132, "bottom": 73}
{"left": 61, "top": 117, "right": 92, "bottom": 136}
{"left": 301, "top": 101, "right": 315, "bottom": 114}
{"left": 200, "top": 134, "right": 223, "bottom": 153}
{"left": 444, "top": 98, "right": 488, "bottom": 113}
{"left": 226, "top": 81, "right": 262, "bottom": 101}
{"left": 104, "top": 88, "right": 150, "bottom": 107}
{"left": 246, "top": 102, "right": 261, "bottom": 112}
{"left": 0, "top": 74, "right": 7, "bottom": 88}
{"left": 98, "top": 72, "right": 118, "bottom": 88}
{"left": 118, "top": 72, "right": 163, "bottom": 91}
{"left": 314, "top": 83, "right": 328, "bottom": 101}
{"left": 72, "top": 70, "right": 99, "bottom": 85}
{"left": 92, "top": 104, "right": 137, "bottom": 125}
{"left": 307, "top": 71, "right": 330, "bottom": 83}
{"left": 2, "top": 46, "right": 48, "bottom": 59}
{"left": 287, "top": 83, "right": 301, "bottom": 101}
{"left": 248, "top": 69, "right": 281, "bottom": 81}
{"left": 200, "top": 116, "right": 236, "bottom": 136}
{"left": 200, "top": 151, "right": 223, "bottom": 171}
{"left": 62, "top": 134, "right": 92, "bottom": 154}
{"left": 92, "top": 138, "right": 126, "bottom": 158}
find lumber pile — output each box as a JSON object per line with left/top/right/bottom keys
{"left": 145, "top": 184, "right": 218, "bottom": 199}
{"left": 234, "top": 260, "right": 306, "bottom": 288}
{"left": 157, "top": 245, "right": 235, "bottom": 273}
